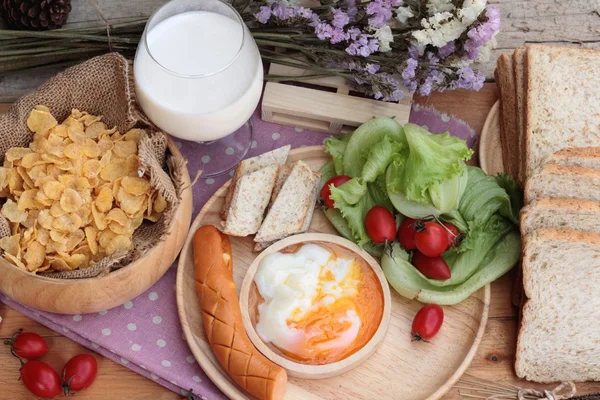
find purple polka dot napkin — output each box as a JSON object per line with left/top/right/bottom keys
{"left": 0, "top": 106, "right": 475, "bottom": 399}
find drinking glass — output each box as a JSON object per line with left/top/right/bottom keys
{"left": 134, "top": 0, "right": 263, "bottom": 177}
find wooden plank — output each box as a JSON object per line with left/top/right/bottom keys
{"left": 0, "top": 306, "right": 58, "bottom": 338}
{"left": 1, "top": 1, "right": 600, "bottom": 99}
{"left": 0, "top": 332, "right": 180, "bottom": 399}
{"left": 446, "top": 319, "right": 600, "bottom": 398}
{"left": 262, "top": 82, "right": 411, "bottom": 133}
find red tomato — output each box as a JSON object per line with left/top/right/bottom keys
{"left": 320, "top": 175, "right": 352, "bottom": 209}
{"left": 411, "top": 304, "right": 444, "bottom": 341}
{"left": 20, "top": 360, "right": 62, "bottom": 399}
{"left": 62, "top": 354, "right": 98, "bottom": 395}
{"left": 412, "top": 251, "right": 451, "bottom": 280}
{"left": 398, "top": 218, "right": 418, "bottom": 250}
{"left": 443, "top": 223, "right": 462, "bottom": 247}
{"left": 7, "top": 330, "right": 49, "bottom": 359}
{"left": 414, "top": 222, "right": 449, "bottom": 257}
{"left": 365, "top": 206, "right": 397, "bottom": 244}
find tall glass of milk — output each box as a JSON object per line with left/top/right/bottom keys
{"left": 134, "top": 0, "right": 263, "bottom": 176}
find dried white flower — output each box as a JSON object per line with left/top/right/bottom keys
{"left": 426, "top": 0, "right": 455, "bottom": 15}
{"left": 374, "top": 25, "right": 394, "bottom": 52}
{"left": 458, "top": 0, "right": 487, "bottom": 25}
{"left": 475, "top": 34, "right": 498, "bottom": 62}
{"left": 413, "top": 18, "right": 466, "bottom": 49}
{"left": 395, "top": 6, "right": 415, "bottom": 24}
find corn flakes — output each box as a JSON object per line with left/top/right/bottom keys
{"left": 0, "top": 106, "right": 165, "bottom": 273}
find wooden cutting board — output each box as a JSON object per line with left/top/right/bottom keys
{"left": 175, "top": 145, "right": 490, "bottom": 400}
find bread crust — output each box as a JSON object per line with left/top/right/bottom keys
{"left": 496, "top": 53, "right": 519, "bottom": 181}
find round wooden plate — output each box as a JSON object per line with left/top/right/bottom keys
{"left": 479, "top": 100, "right": 503, "bottom": 175}
{"left": 176, "top": 146, "right": 490, "bottom": 400}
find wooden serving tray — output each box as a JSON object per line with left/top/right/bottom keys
{"left": 176, "top": 146, "right": 490, "bottom": 400}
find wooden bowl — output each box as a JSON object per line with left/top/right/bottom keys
{"left": 239, "top": 233, "right": 392, "bottom": 379}
{"left": 0, "top": 138, "right": 192, "bottom": 315}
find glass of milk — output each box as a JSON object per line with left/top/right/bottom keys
{"left": 134, "top": 0, "right": 263, "bottom": 176}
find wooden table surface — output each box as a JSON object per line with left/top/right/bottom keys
{"left": 1, "top": 0, "right": 600, "bottom": 101}
{"left": 1, "top": 85, "right": 600, "bottom": 399}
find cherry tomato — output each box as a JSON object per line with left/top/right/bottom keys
{"left": 365, "top": 206, "right": 397, "bottom": 244}
{"left": 414, "top": 222, "right": 449, "bottom": 257}
{"left": 320, "top": 175, "right": 352, "bottom": 209}
{"left": 411, "top": 304, "right": 444, "bottom": 341}
{"left": 412, "top": 251, "right": 451, "bottom": 280}
{"left": 443, "top": 223, "right": 462, "bottom": 247}
{"left": 20, "top": 360, "right": 62, "bottom": 399}
{"left": 398, "top": 218, "right": 418, "bottom": 250}
{"left": 5, "top": 330, "right": 49, "bottom": 359}
{"left": 62, "top": 354, "right": 98, "bottom": 395}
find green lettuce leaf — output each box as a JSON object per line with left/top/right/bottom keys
{"left": 459, "top": 166, "right": 513, "bottom": 227}
{"left": 387, "top": 124, "right": 473, "bottom": 212}
{"left": 330, "top": 187, "right": 374, "bottom": 246}
{"left": 324, "top": 133, "right": 351, "bottom": 175}
{"left": 381, "top": 231, "right": 520, "bottom": 305}
{"left": 368, "top": 175, "right": 393, "bottom": 211}
{"left": 327, "top": 177, "right": 367, "bottom": 205}
{"left": 343, "top": 118, "right": 405, "bottom": 177}
{"left": 319, "top": 162, "right": 336, "bottom": 190}
{"left": 361, "top": 135, "right": 404, "bottom": 183}
{"left": 495, "top": 173, "right": 523, "bottom": 224}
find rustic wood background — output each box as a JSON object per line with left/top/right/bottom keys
{"left": 1, "top": 0, "right": 599, "bottom": 101}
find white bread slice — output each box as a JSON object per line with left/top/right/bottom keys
{"left": 525, "top": 164, "right": 600, "bottom": 203}
{"left": 253, "top": 172, "right": 320, "bottom": 252}
{"left": 514, "top": 47, "right": 526, "bottom": 185}
{"left": 524, "top": 45, "right": 600, "bottom": 178}
{"left": 222, "top": 165, "right": 279, "bottom": 237}
{"left": 546, "top": 147, "right": 600, "bottom": 169}
{"left": 220, "top": 145, "right": 290, "bottom": 219}
{"left": 516, "top": 228, "right": 600, "bottom": 382}
{"left": 496, "top": 53, "right": 519, "bottom": 181}
{"left": 521, "top": 197, "right": 600, "bottom": 235}
{"left": 254, "top": 161, "right": 320, "bottom": 243}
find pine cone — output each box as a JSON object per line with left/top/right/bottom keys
{"left": 1, "top": 0, "right": 72, "bottom": 30}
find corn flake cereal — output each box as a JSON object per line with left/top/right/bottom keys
{"left": 0, "top": 107, "right": 165, "bottom": 273}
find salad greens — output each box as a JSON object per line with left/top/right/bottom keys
{"left": 321, "top": 117, "right": 523, "bottom": 305}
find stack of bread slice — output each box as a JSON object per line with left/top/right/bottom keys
{"left": 221, "top": 145, "right": 321, "bottom": 251}
{"left": 497, "top": 45, "right": 600, "bottom": 383}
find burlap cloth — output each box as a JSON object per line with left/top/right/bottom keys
{"left": 0, "top": 53, "right": 186, "bottom": 279}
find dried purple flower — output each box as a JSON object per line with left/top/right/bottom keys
{"left": 419, "top": 69, "right": 445, "bottom": 96}
{"left": 255, "top": 6, "right": 272, "bottom": 24}
{"left": 346, "top": 0, "right": 358, "bottom": 20}
{"left": 438, "top": 41, "right": 456, "bottom": 59}
{"left": 464, "top": 6, "right": 501, "bottom": 59}
{"left": 346, "top": 33, "right": 379, "bottom": 57}
{"left": 450, "top": 67, "right": 485, "bottom": 90}
{"left": 366, "top": 0, "right": 393, "bottom": 30}
{"left": 366, "top": 63, "right": 381, "bottom": 74}
{"left": 331, "top": 8, "right": 350, "bottom": 29}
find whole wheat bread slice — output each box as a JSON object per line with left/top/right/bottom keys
{"left": 521, "top": 197, "right": 600, "bottom": 235}
{"left": 220, "top": 145, "right": 290, "bottom": 220}
{"left": 496, "top": 53, "right": 519, "bottom": 181}
{"left": 222, "top": 165, "right": 279, "bottom": 237}
{"left": 516, "top": 228, "right": 600, "bottom": 382}
{"left": 546, "top": 147, "right": 600, "bottom": 169}
{"left": 525, "top": 164, "right": 600, "bottom": 203}
{"left": 254, "top": 161, "right": 320, "bottom": 243}
{"left": 269, "top": 164, "right": 292, "bottom": 209}
{"left": 514, "top": 47, "right": 526, "bottom": 185}
{"left": 524, "top": 45, "right": 600, "bottom": 178}
{"left": 254, "top": 172, "right": 320, "bottom": 252}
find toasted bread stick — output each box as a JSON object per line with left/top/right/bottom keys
{"left": 193, "top": 225, "right": 287, "bottom": 400}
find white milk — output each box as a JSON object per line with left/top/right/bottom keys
{"left": 134, "top": 11, "right": 263, "bottom": 141}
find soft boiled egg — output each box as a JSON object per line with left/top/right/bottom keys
{"left": 253, "top": 242, "right": 384, "bottom": 365}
